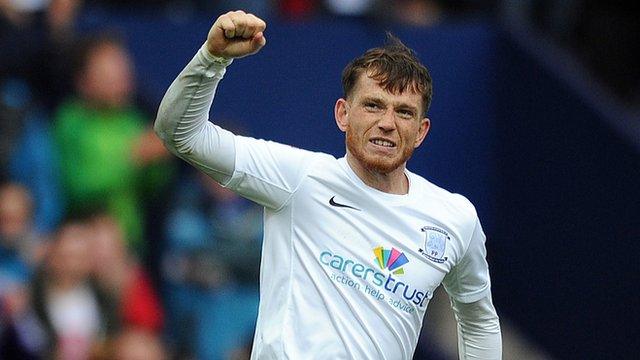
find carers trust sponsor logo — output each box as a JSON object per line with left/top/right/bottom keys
{"left": 373, "top": 246, "right": 409, "bottom": 275}
{"left": 319, "top": 245, "right": 431, "bottom": 314}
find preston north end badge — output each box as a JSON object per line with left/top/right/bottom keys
{"left": 419, "top": 226, "right": 449, "bottom": 263}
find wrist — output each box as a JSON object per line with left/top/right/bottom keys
{"left": 202, "top": 43, "right": 233, "bottom": 66}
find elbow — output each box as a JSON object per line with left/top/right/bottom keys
{"left": 485, "top": 316, "right": 502, "bottom": 335}
{"left": 153, "top": 104, "right": 169, "bottom": 142}
{"left": 482, "top": 306, "right": 501, "bottom": 334}
{"left": 477, "top": 310, "right": 501, "bottom": 334}
{"left": 153, "top": 118, "right": 170, "bottom": 152}
{"left": 154, "top": 97, "right": 194, "bottom": 157}
{"left": 153, "top": 111, "right": 168, "bottom": 141}
{"left": 460, "top": 316, "right": 501, "bottom": 336}
{"left": 153, "top": 109, "right": 178, "bottom": 154}
{"left": 153, "top": 113, "right": 191, "bottom": 157}
{"left": 154, "top": 94, "right": 177, "bottom": 144}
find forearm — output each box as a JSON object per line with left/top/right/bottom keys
{"left": 154, "top": 45, "right": 236, "bottom": 182}
{"left": 451, "top": 294, "right": 502, "bottom": 359}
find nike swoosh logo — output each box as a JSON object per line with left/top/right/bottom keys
{"left": 329, "top": 196, "right": 361, "bottom": 211}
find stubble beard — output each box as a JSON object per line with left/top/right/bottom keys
{"left": 346, "top": 130, "right": 414, "bottom": 175}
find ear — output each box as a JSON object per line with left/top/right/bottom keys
{"left": 334, "top": 98, "right": 349, "bottom": 132}
{"left": 413, "top": 117, "right": 430, "bottom": 148}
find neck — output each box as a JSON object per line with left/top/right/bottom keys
{"left": 346, "top": 153, "right": 409, "bottom": 194}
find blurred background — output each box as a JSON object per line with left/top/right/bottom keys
{"left": 0, "top": 0, "right": 638, "bottom": 359}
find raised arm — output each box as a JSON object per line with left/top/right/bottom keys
{"left": 154, "top": 11, "right": 266, "bottom": 183}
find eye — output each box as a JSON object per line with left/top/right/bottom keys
{"left": 396, "top": 109, "right": 415, "bottom": 119}
{"left": 364, "top": 102, "right": 382, "bottom": 111}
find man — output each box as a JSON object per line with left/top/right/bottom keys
{"left": 55, "top": 34, "right": 171, "bottom": 256}
{"left": 155, "top": 10, "right": 501, "bottom": 359}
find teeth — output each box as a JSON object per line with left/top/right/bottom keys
{"left": 372, "top": 139, "right": 394, "bottom": 147}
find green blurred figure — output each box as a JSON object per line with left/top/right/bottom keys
{"left": 54, "top": 34, "right": 172, "bottom": 256}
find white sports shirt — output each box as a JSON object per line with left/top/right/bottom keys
{"left": 155, "top": 46, "right": 501, "bottom": 359}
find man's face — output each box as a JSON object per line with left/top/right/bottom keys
{"left": 335, "top": 73, "right": 430, "bottom": 175}
{"left": 77, "top": 43, "right": 134, "bottom": 109}
{"left": 48, "top": 223, "right": 92, "bottom": 283}
{"left": 0, "top": 184, "right": 32, "bottom": 245}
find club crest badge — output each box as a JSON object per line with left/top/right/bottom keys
{"left": 419, "top": 226, "right": 449, "bottom": 263}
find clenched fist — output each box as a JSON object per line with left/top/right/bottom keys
{"left": 206, "top": 10, "right": 267, "bottom": 59}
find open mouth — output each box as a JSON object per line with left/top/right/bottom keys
{"left": 369, "top": 138, "right": 396, "bottom": 148}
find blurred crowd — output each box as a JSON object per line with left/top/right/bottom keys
{"left": 0, "top": 1, "right": 492, "bottom": 359}
{"left": 0, "top": 1, "right": 268, "bottom": 358}
{"left": 1, "top": 0, "right": 634, "bottom": 359}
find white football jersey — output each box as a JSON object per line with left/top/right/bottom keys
{"left": 221, "top": 136, "right": 491, "bottom": 360}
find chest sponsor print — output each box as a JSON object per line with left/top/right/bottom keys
{"left": 319, "top": 246, "right": 433, "bottom": 314}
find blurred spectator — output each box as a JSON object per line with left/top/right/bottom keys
{"left": 0, "top": 183, "right": 44, "bottom": 277}
{"left": 0, "top": 281, "right": 46, "bottom": 359}
{"left": 109, "top": 327, "right": 166, "bottom": 360}
{"left": 0, "top": 0, "right": 81, "bottom": 109}
{"left": 90, "top": 213, "right": 163, "bottom": 333}
{"left": 163, "top": 169, "right": 262, "bottom": 359}
{"left": 91, "top": 326, "right": 167, "bottom": 360}
{"left": 0, "top": 182, "right": 47, "bottom": 359}
{"left": 82, "top": 0, "right": 273, "bottom": 19}
{"left": 0, "top": 79, "right": 64, "bottom": 235}
{"left": 31, "top": 216, "right": 118, "bottom": 359}
{"left": 53, "top": 33, "right": 173, "bottom": 256}
{"left": 0, "top": 0, "right": 80, "bottom": 33}
{"left": 280, "top": 0, "right": 317, "bottom": 19}
{"left": 323, "top": 0, "right": 377, "bottom": 17}
{"left": 165, "top": 171, "right": 263, "bottom": 286}
{"left": 82, "top": 0, "right": 167, "bottom": 9}
{"left": 393, "top": 0, "right": 443, "bottom": 27}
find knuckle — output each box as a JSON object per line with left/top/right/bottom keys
{"left": 247, "top": 15, "right": 264, "bottom": 30}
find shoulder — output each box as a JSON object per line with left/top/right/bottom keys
{"left": 230, "top": 135, "right": 337, "bottom": 188}
{"left": 305, "top": 150, "right": 340, "bottom": 169}
{"left": 410, "top": 173, "right": 479, "bottom": 236}
{"left": 235, "top": 135, "right": 335, "bottom": 165}
{"left": 412, "top": 174, "right": 477, "bottom": 216}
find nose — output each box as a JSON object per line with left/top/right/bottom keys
{"left": 377, "top": 110, "right": 396, "bottom": 132}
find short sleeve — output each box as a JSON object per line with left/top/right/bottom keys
{"left": 224, "top": 135, "right": 323, "bottom": 210}
{"left": 442, "top": 218, "right": 492, "bottom": 303}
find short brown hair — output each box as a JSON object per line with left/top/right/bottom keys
{"left": 341, "top": 33, "right": 433, "bottom": 115}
